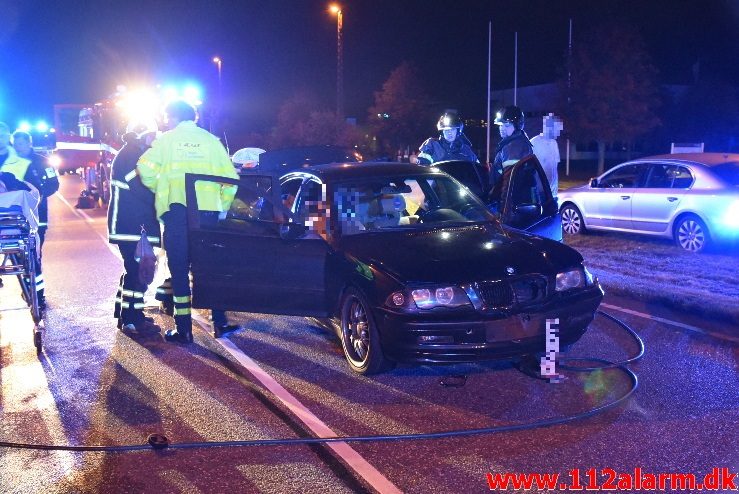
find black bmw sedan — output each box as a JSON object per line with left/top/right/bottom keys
{"left": 185, "top": 162, "right": 603, "bottom": 374}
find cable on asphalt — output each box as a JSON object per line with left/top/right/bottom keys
{"left": 0, "top": 310, "right": 642, "bottom": 453}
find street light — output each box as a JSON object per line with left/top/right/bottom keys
{"left": 329, "top": 4, "right": 344, "bottom": 120}
{"left": 212, "top": 56, "right": 222, "bottom": 134}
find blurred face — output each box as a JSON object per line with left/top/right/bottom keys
{"left": 442, "top": 128, "right": 458, "bottom": 143}
{"left": 498, "top": 122, "right": 514, "bottom": 138}
{"left": 13, "top": 136, "right": 32, "bottom": 157}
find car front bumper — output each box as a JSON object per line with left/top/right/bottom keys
{"left": 375, "top": 283, "right": 603, "bottom": 364}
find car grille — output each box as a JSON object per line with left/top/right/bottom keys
{"left": 475, "top": 275, "right": 548, "bottom": 309}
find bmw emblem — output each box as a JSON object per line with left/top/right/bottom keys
{"left": 505, "top": 266, "right": 516, "bottom": 275}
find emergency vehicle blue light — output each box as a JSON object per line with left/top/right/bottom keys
{"left": 35, "top": 121, "right": 49, "bottom": 132}
{"left": 183, "top": 85, "right": 202, "bottom": 103}
{"left": 18, "top": 121, "right": 31, "bottom": 132}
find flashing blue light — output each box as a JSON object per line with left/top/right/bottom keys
{"left": 35, "top": 121, "right": 49, "bottom": 132}
{"left": 18, "top": 121, "right": 31, "bottom": 132}
{"left": 182, "top": 85, "right": 202, "bottom": 102}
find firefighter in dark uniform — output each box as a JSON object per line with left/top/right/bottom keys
{"left": 417, "top": 110, "right": 479, "bottom": 165}
{"left": 11, "top": 131, "right": 60, "bottom": 248}
{"left": 137, "top": 101, "right": 240, "bottom": 343}
{"left": 488, "top": 106, "right": 533, "bottom": 195}
{"left": 107, "top": 123, "right": 162, "bottom": 333}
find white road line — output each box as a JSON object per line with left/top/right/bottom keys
{"left": 55, "top": 194, "right": 118, "bottom": 256}
{"left": 601, "top": 303, "right": 739, "bottom": 343}
{"left": 192, "top": 314, "right": 402, "bottom": 494}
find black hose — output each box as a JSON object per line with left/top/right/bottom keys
{"left": 0, "top": 310, "right": 641, "bottom": 453}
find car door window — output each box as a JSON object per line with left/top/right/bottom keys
{"left": 599, "top": 164, "right": 645, "bottom": 188}
{"left": 226, "top": 175, "right": 275, "bottom": 223}
{"left": 644, "top": 164, "right": 672, "bottom": 188}
{"left": 669, "top": 166, "right": 694, "bottom": 188}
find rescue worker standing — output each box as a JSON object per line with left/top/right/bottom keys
{"left": 489, "top": 106, "right": 533, "bottom": 194}
{"left": 417, "top": 111, "right": 479, "bottom": 165}
{"left": 11, "top": 131, "right": 60, "bottom": 247}
{"left": 137, "top": 101, "right": 239, "bottom": 343}
{"left": 108, "top": 123, "right": 161, "bottom": 333}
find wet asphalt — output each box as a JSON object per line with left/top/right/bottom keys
{"left": 0, "top": 174, "right": 736, "bottom": 493}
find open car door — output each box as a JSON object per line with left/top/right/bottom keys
{"left": 186, "top": 173, "right": 330, "bottom": 317}
{"left": 493, "top": 155, "right": 562, "bottom": 241}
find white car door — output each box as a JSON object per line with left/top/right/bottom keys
{"left": 631, "top": 164, "right": 692, "bottom": 234}
{"left": 583, "top": 163, "right": 645, "bottom": 230}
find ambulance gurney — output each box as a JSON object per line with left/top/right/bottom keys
{"left": 0, "top": 172, "right": 44, "bottom": 353}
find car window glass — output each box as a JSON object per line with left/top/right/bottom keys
{"left": 644, "top": 163, "right": 672, "bottom": 188}
{"left": 668, "top": 165, "right": 693, "bottom": 188}
{"left": 599, "top": 164, "right": 643, "bottom": 188}
{"left": 509, "top": 160, "right": 548, "bottom": 207}
{"left": 225, "top": 175, "right": 274, "bottom": 222}
{"left": 334, "top": 175, "right": 492, "bottom": 235}
{"left": 280, "top": 177, "right": 302, "bottom": 211}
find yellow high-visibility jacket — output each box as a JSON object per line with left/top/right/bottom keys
{"left": 137, "top": 121, "right": 238, "bottom": 219}
{"left": 0, "top": 150, "right": 32, "bottom": 182}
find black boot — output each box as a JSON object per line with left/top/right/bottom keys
{"left": 214, "top": 324, "right": 241, "bottom": 338}
{"left": 164, "top": 328, "right": 193, "bottom": 343}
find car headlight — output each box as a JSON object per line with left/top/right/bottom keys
{"left": 410, "top": 286, "right": 471, "bottom": 309}
{"left": 556, "top": 268, "right": 585, "bottom": 291}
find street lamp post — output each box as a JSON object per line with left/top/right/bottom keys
{"left": 329, "top": 4, "right": 344, "bottom": 120}
{"left": 212, "top": 56, "right": 222, "bottom": 135}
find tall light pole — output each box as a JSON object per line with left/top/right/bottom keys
{"left": 329, "top": 4, "right": 344, "bottom": 120}
{"left": 212, "top": 56, "right": 222, "bottom": 135}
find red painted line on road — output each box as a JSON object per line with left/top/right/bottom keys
{"left": 601, "top": 303, "right": 739, "bottom": 343}
{"left": 192, "top": 314, "right": 402, "bottom": 494}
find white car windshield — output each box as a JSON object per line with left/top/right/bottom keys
{"left": 334, "top": 175, "right": 494, "bottom": 235}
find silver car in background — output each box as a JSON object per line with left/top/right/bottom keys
{"left": 558, "top": 153, "right": 739, "bottom": 252}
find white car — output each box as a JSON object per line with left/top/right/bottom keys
{"left": 558, "top": 153, "right": 739, "bottom": 252}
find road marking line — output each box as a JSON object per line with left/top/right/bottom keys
{"left": 192, "top": 314, "right": 402, "bottom": 494}
{"left": 55, "top": 194, "right": 118, "bottom": 255}
{"left": 601, "top": 303, "right": 739, "bottom": 343}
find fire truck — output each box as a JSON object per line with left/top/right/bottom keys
{"left": 50, "top": 85, "right": 203, "bottom": 205}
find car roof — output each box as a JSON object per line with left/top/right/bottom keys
{"left": 286, "top": 161, "right": 448, "bottom": 181}
{"left": 631, "top": 153, "right": 739, "bottom": 167}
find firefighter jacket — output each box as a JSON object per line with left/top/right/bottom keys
{"left": 417, "top": 134, "right": 479, "bottom": 165}
{"left": 136, "top": 121, "right": 238, "bottom": 219}
{"left": 107, "top": 140, "right": 161, "bottom": 246}
{"left": 16, "top": 152, "right": 59, "bottom": 228}
{"left": 488, "top": 130, "right": 533, "bottom": 193}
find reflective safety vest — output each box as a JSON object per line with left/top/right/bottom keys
{"left": 136, "top": 121, "right": 238, "bottom": 219}
{"left": 0, "top": 150, "right": 32, "bottom": 182}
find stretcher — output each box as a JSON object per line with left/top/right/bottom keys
{"left": 0, "top": 188, "right": 43, "bottom": 353}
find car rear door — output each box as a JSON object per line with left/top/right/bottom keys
{"left": 631, "top": 164, "right": 692, "bottom": 233}
{"left": 186, "top": 173, "right": 330, "bottom": 317}
{"left": 498, "top": 155, "right": 562, "bottom": 241}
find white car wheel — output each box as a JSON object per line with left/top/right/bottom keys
{"left": 675, "top": 216, "right": 710, "bottom": 253}
{"left": 561, "top": 204, "right": 585, "bottom": 235}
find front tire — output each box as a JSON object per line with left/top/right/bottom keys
{"left": 674, "top": 215, "right": 710, "bottom": 253}
{"left": 339, "top": 287, "right": 394, "bottom": 375}
{"left": 561, "top": 204, "right": 586, "bottom": 235}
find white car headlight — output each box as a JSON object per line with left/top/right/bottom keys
{"left": 411, "top": 286, "right": 471, "bottom": 309}
{"left": 556, "top": 268, "right": 585, "bottom": 291}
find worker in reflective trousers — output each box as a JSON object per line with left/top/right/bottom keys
{"left": 107, "top": 122, "right": 161, "bottom": 333}
{"left": 137, "top": 101, "right": 240, "bottom": 343}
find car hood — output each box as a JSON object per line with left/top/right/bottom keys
{"left": 337, "top": 224, "right": 583, "bottom": 283}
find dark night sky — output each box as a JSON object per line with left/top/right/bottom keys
{"left": 1, "top": 0, "right": 738, "bottom": 134}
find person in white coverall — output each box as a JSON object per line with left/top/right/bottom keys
{"left": 530, "top": 113, "right": 563, "bottom": 201}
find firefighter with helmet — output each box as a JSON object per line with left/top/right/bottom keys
{"left": 137, "top": 100, "right": 240, "bottom": 344}
{"left": 489, "top": 105, "right": 533, "bottom": 193}
{"left": 417, "top": 111, "right": 479, "bottom": 165}
{"left": 108, "top": 120, "right": 162, "bottom": 333}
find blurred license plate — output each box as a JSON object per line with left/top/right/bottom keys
{"left": 486, "top": 315, "right": 543, "bottom": 342}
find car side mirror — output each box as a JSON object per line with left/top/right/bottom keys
{"left": 589, "top": 178, "right": 599, "bottom": 188}
{"left": 513, "top": 203, "right": 543, "bottom": 219}
{"left": 280, "top": 222, "right": 307, "bottom": 239}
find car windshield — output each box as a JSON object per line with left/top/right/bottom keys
{"left": 333, "top": 175, "right": 495, "bottom": 235}
{"left": 712, "top": 162, "right": 739, "bottom": 187}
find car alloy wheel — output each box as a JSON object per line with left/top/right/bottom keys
{"left": 561, "top": 204, "right": 584, "bottom": 235}
{"left": 339, "top": 287, "right": 393, "bottom": 374}
{"left": 675, "top": 216, "right": 709, "bottom": 253}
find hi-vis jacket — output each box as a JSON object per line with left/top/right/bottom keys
{"left": 107, "top": 140, "right": 161, "bottom": 246}
{"left": 136, "top": 121, "right": 238, "bottom": 219}
{"left": 0, "top": 149, "right": 32, "bottom": 183}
